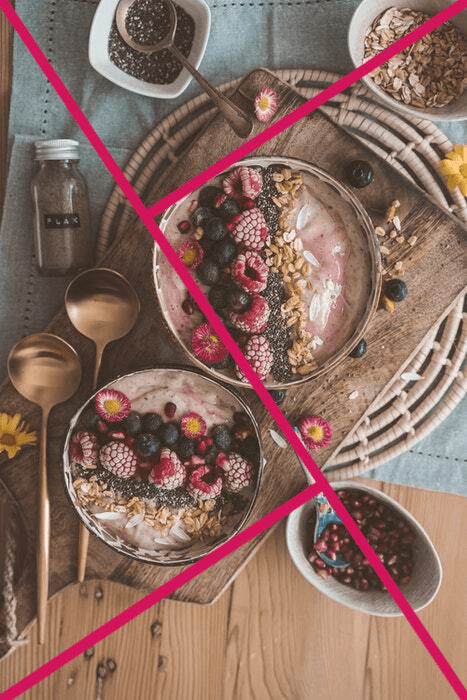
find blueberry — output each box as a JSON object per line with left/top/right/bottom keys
{"left": 204, "top": 217, "right": 228, "bottom": 242}
{"left": 213, "top": 236, "right": 237, "bottom": 265}
{"left": 238, "top": 435, "right": 259, "bottom": 461}
{"left": 228, "top": 287, "right": 250, "bottom": 312}
{"left": 198, "top": 186, "right": 223, "bottom": 208}
{"left": 134, "top": 433, "right": 160, "bottom": 458}
{"left": 208, "top": 285, "right": 229, "bottom": 311}
{"left": 199, "top": 234, "right": 216, "bottom": 252}
{"left": 197, "top": 257, "right": 220, "bottom": 286}
{"left": 345, "top": 160, "right": 374, "bottom": 188}
{"left": 217, "top": 197, "right": 240, "bottom": 220}
{"left": 349, "top": 338, "right": 367, "bottom": 358}
{"left": 158, "top": 422, "right": 180, "bottom": 446}
{"left": 269, "top": 390, "right": 286, "bottom": 405}
{"left": 211, "top": 424, "right": 232, "bottom": 451}
{"left": 191, "top": 207, "right": 214, "bottom": 228}
{"left": 141, "top": 412, "right": 163, "bottom": 434}
{"left": 123, "top": 411, "right": 143, "bottom": 435}
{"left": 233, "top": 411, "right": 250, "bottom": 427}
{"left": 78, "top": 406, "right": 100, "bottom": 431}
{"left": 178, "top": 437, "right": 195, "bottom": 461}
{"left": 384, "top": 278, "right": 408, "bottom": 302}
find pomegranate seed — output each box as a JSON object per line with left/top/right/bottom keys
{"left": 357, "top": 578, "right": 369, "bottom": 591}
{"left": 326, "top": 551, "right": 337, "bottom": 561}
{"left": 108, "top": 431, "right": 125, "bottom": 440}
{"left": 164, "top": 402, "right": 177, "bottom": 418}
{"left": 177, "top": 220, "right": 192, "bottom": 234}
{"left": 97, "top": 420, "right": 108, "bottom": 433}
{"left": 314, "top": 558, "right": 326, "bottom": 570}
{"left": 314, "top": 540, "right": 327, "bottom": 552}
{"left": 181, "top": 299, "right": 194, "bottom": 315}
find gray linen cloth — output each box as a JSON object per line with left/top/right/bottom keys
{"left": 0, "top": 0, "right": 465, "bottom": 494}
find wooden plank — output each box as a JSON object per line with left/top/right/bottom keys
{"left": 0, "top": 68, "right": 465, "bottom": 645}
{"left": 1, "top": 483, "right": 465, "bottom": 699}
{"left": 0, "top": 9, "right": 12, "bottom": 213}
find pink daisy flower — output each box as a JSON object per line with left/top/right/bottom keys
{"left": 178, "top": 240, "right": 204, "bottom": 269}
{"left": 192, "top": 322, "right": 229, "bottom": 365}
{"left": 95, "top": 389, "right": 132, "bottom": 423}
{"left": 181, "top": 412, "right": 208, "bottom": 439}
{"left": 254, "top": 87, "right": 279, "bottom": 123}
{"left": 299, "top": 415, "right": 333, "bottom": 451}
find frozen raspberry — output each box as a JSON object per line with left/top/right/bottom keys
{"left": 178, "top": 240, "right": 204, "bottom": 269}
{"left": 99, "top": 441, "right": 139, "bottom": 478}
{"left": 223, "top": 166, "right": 263, "bottom": 200}
{"left": 181, "top": 412, "right": 207, "bottom": 439}
{"left": 230, "top": 294, "right": 270, "bottom": 334}
{"left": 232, "top": 251, "right": 269, "bottom": 293}
{"left": 221, "top": 452, "right": 253, "bottom": 492}
{"left": 188, "top": 466, "right": 223, "bottom": 501}
{"left": 69, "top": 431, "right": 98, "bottom": 468}
{"left": 236, "top": 335, "right": 273, "bottom": 382}
{"left": 192, "top": 322, "right": 229, "bottom": 365}
{"left": 150, "top": 448, "right": 186, "bottom": 490}
{"left": 95, "top": 389, "right": 132, "bottom": 423}
{"left": 254, "top": 87, "right": 279, "bottom": 123}
{"left": 231, "top": 208, "right": 269, "bottom": 251}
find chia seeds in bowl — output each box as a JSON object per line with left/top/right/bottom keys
{"left": 63, "top": 367, "right": 263, "bottom": 566}
{"left": 154, "top": 156, "right": 382, "bottom": 389}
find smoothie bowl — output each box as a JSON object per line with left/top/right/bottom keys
{"left": 154, "top": 157, "right": 381, "bottom": 389}
{"left": 63, "top": 367, "right": 263, "bottom": 565}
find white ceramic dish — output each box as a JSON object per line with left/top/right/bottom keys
{"left": 286, "top": 481, "right": 443, "bottom": 616}
{"left": 348, "top": 0, "right": 467, "bottom": 121}
{"left": 154, "top": 156, "right": 382, "bottom": 390}
{"left": 63, "top": 367, "right": 263, "bottom": 566}
{"left": 89, "top": 0, "right": 211, "bottom": 98}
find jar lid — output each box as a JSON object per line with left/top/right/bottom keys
{"left": 34, "top": 139, "right": 80, "bottom": 160}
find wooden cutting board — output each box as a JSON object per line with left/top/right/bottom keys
{"left": 0, "top": 69, "right": 465, "bottom": 647}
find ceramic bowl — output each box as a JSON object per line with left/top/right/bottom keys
{"left": 63, "top": 366, "right": 263, "bottom": 566}
{"left": 89, "top": 0, "right": 211, "bottom": 98}
{"left": 286, "top": 481, "right": 443, "bottom": 616}
{"left": 154, "top": 156, "right": 382, "bottom": 390}
{"left": 348, "top": 0, "right": 467, "bottom": 121}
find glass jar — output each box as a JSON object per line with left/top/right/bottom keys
{"left": 31, "top": 139, "right": 94, "bottom": 275}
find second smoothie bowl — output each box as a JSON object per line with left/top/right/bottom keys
{"left": 154, "top": 156, "right": 381, "bottom": 389}
{"left": 63, "top": 367, "right": 263, "bottom": 565}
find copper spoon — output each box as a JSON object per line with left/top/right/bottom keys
{"left": 115, "top": 0, "right": 253, "bottom": 138}
{"left": 65, "top": 268, "right": 140, "bottom": 583}
{"left": 8, "top": 333, "right": 81, "bottom": 644}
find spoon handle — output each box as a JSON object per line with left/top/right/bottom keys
{"left": 168, "top": 45, "right": 253, "bottom": 139}
{"left": 37, "top": 409, "right": 50, "bottom": 645}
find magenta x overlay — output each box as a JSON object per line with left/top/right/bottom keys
{"left": 1, "top": 1, "right": 467, "bottom": 698}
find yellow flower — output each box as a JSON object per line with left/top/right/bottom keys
{"left": 0, "top": 412, "right": 36, "bottom": 459}
{"left": 439, "top": 145, "right": 467, "bottom": 196}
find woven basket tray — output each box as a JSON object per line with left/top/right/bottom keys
{"left": 98, "top": 69, "right": 466, "bottom": 477}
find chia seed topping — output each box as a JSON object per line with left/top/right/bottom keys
{"left": 256, "top": 166, "right": 280, "bottom": 239}
{"left": 262, "top": 271, "right": 293, "bottom": 382}
{"left": 108, "top": 0, "right": 195, "bottom": 85}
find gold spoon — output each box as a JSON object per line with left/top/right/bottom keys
{"left": 65, "top": 268, "right": 140, "bottom": 583}
{"left": 115, "top": 0, "right": 253, "bottom": 139}
{"left": 8, "top": 333, "right": 81, "bottom": 645}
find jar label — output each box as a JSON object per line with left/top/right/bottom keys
{"left": 44, "top": 213, "right": 80, "bottom": 228}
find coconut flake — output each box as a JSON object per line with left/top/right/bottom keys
{"left": 303, "top": 250, "right": 320, "bottom": 268}
{"left": 348, "top": 390, "right": 359, "bottom": 400}
{"left": 125, "top": 513, "right": 144, "bottom": 529}
{"left": 170, "top": 520, "right": 192, "bottom": 543}
{"left": 95, "top": 511, "right": 123, "bottom": 521}
{"left": 296, "top": 205, "right": 314, "bottom": 230}
{"left": 401, "top": 371, "right": 422, "bottom": 382}
{"left": 269, "top": 429, "right": 287, "bottom": 448}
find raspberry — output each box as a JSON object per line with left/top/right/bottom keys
{"left": 232, "top": 251, "right": 269, "bottom": 293}
{"left": 221, "top": 453, "right": 253, "bottom": 492}
{"left": 236, "top": 335, "right": 274, "bottom": 382}
{"left": 231, "top": 208, "right": 269, "bottom": 251}
{"left": 150, "top": 448, "right": 186, "bottom": 490}
{"left": 188, "top": 466, "right": 223, "bottom": 501}
{"left": 230, "top": 294, "right": 270, "bottom": 334}
{"left": 223, "top": 166, "right": 263, "bottom": 200}
{"left": 69, "top": 431, "right": 98, "bottom": 468}
{"left": 99, "top": 441, "right": 139, "bottom": 478}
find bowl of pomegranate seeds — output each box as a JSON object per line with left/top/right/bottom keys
{"left": 63, "top": 366, "right": 263, "bottom": 565}
{"left": 286, "top": 482, "right": 442, "bottom": 616}
{"left": 154, "top": 156, "right": 381, "bottom": 389}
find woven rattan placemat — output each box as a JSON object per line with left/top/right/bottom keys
{"left": 98, "top": 69, "right": 466, "bottom": 477}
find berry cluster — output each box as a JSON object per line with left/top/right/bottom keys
{"left": 70, "top": 389, "right": 258, "bottom": 506}
{"left": 176, "top": 166, "right": 276, "bottom": 382}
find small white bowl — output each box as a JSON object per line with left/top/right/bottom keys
{"left": 89, "top": 0, "right": 211, "bottom": 99}
{"left": 348, "top": 0, "right": 467, "bottom": 121}
{"left": 286, "top": 481, "right": 443, "bottom": 616}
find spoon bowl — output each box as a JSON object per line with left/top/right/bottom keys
{"left": 8, "top": 333, "right": 81, "bottom": 644}
{"left": 115, "top": 0, "right": 253, "bottom": 137}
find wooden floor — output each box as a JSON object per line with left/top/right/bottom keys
{"left": 1, "top": 11, "right": 466, "bottom": 700}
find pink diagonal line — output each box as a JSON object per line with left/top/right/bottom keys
{"left": 0, "top": 483, "right": 320, "bottom": 700}
{"left": 1, "top": 2, "right": 466, "bottom": 698}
